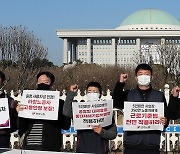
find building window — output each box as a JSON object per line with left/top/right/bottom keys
{"left": 92, "top": 38, "right": 112, "bottom": 45}
{"left": 78, "top": 39, "right": 87, "bottom": 45}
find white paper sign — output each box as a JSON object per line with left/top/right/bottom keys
{"left": 0, "top": 98, "right": 10, "bottom": 129}
{"left": 72, "top": 100, "right": 113, "bottom": 130}
{"left": 123, "top": 101, "right": 164, "bottom": 131}
{"left": 18, "top": 90, "right": 60, "bottom": 120}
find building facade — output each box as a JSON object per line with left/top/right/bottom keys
{"left": 56, "top": 8, "right": 180, "bottom": 67}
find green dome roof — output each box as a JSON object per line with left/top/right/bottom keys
{"left": 120, "top": 9, "right": 180, "bottom": 27}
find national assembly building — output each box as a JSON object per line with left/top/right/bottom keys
{"left": 56, "top": 8, "right": 180, "bottom": 67}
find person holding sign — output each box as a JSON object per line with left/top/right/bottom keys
{"left": 112, "top": 64, "right": 168, "bottom": 154}
{"left": 63, "top": 82, "right": 117, "bottom": 154}
{"left": 168, "top": 86, "right": 180, "bottom": 120}
{"left": 0, "top": 71, "right": 18, "bottom": 148}
{"left": 17, "top": 71, "right": 71, "bottom": 152}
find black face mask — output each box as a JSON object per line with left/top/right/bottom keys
{"left": 37, "top": 83, "right": 51, "bottom": 90}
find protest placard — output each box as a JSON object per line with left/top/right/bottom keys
{"left": 72, "top": 100, "right": 113, "bottom": 130}
{"left": 18, "top": 90, "right": 60, "bottom": 120}
{"left": 123, "top": 101, "right": 164, "bottom": 131}
{"left": 0, "top": 98, "right": 10, "bottom": 129}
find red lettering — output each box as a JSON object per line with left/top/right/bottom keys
{"left": 132, "top": 120, "right": 137, "bottom": 125}
{"left": 42, "top": 100, "right": 46, "bottom": 105}
{"left": 130, "top": 113, "right": 135, "bottom": 118}
{"left": 144, "top": 120, "right": 148, "bottom": 125}
{"left": 126, "top": 120, "right": 131, "bottom": 125}
{"left": 38, "top": 106, "right": 42, "bottom": 110}
{"left": 153, "top": 114, "right": 158, "bottom": 118}
{"left": 135, "top": 113, "right": 141, "bottom": 118}
{"left": 28, "top": 99, "right": 33, "bottom": 104}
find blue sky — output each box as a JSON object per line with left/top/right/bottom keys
{"left": 0, "top": 0, "right": 180, "bottom": 66}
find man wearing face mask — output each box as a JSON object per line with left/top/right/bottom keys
{"left": 63, "top": 81, "right": 117, "bottom": 154}
{"left": 112, "top": 63, "right": 168, "bottom": 154}
{"left": 17, "top": 71, "right": 71, "bottom": 152}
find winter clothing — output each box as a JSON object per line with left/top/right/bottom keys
{"left": 63, "top": 91, "right": 117, "bottom": 154}
{"left": 0, "top": 92, "right": 18, "bottom": 148}
{"left": 167, "top": 96, "right": 180, "bottom": 120}
{"left": 112, "top": 82, "right": 168, "bottom": 153}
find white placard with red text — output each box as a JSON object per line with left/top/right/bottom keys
{"left": 123, "top": 101, "right": 164, "bottom": 131}
{"left": 18, "top": 90, "right": 60, "bottom": 120}
{"left": 0, "top": 98, "right": 10, "bottom": 129}
{"left": 72, "top": 100, "right": 113, "bottom": 130}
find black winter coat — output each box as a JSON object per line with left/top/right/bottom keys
{"left": 0, "top": 92, "right": 18, "bottom": 148}
{"left": 167, "top": 96, "right": 180, "bottom": 120}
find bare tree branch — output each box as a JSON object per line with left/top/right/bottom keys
{"left": 0, "top": 25, "right": 48, "bottom": 90}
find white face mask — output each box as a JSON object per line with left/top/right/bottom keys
{"left": 137, "top": 75, "right": 151, "bottom": 86}
{"left": 86, "top": 92, "right": 100, "bottom": 102}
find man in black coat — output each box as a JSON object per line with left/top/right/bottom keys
{"left": 17, "top": 71, "right": 71, "bottom": 152}
{"left": 112, "top": 64, "right": 168, "bottom": 154}
{"left": 168, "top": 86, "right": 180, "bottom": 120}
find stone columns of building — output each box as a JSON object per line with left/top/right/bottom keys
{"left": 136, "top": 38, "right": 141, "bottom": 50}
{"left": 136, "top": 38, "right": 141, "bottom": 63}
{"left": 63, "top": 38, "right": 71, "bottom": 64}
{"left": 72, "top": 42, "right": 77, "bottom": 62}
{"left": 87, "top": 38, "right": 91, "bottom": 63}
{"left": 111, "top": 38, "right": 116, "bottom": 64}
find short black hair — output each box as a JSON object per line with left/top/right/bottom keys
{"left": 135, "top": 63, "right": 153, "bottom": 75}
{"left": 36, "top": 71, "right": 55, "bottom": 85}
{"left": 87, "top": 81, "right": 102, "bottom": 95}
{"left": 0, "top": 71, "right": 6, "bottom": 82}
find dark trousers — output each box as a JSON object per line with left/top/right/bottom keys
{"left": 0, "top": 135, "right": 10, "bottom": 148}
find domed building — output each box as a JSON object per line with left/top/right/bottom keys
{"left": 56, "top": 8, "right": 180, "bottom": 67}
